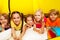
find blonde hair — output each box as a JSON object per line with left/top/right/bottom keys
{"left": 34, "top": 9, "right": 44, "bottom": 22}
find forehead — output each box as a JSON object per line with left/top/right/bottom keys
{"left": 27, "top": 17, "right": 32, "bottom": 20}
{"left": 0, "top": 16, "right": 5, "bottom": 18}
{"left": 50, "top": 12, "right": 57, "bottom": 15}
{"left": 35, "top": 11, "right": 42, "bottom": 15}
{"left": 12, "top": 13, "right": 20, "bottom": 17}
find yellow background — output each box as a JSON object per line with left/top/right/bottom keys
{"left": 0, "top": 0, "right": 60, "bottom": 40}
{"left": 0, "top": 0, "right": 60, "bottom": 15}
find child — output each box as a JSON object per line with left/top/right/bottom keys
{"left": 0, "top": 13, "right": 11, "bottom": 40}
{"left": 0, "top": 14, "right": 10, "bottom": 32}
{"left": 20, "top": 14, "right": 34, "bottom": 40}
{"left": 21, "top": 14, "right": 47, "bottom": 40}
{"left": 33, "top": 9, "right": 47, "bottom": 39}
{"left": 46, "top": 9, "right": 60, "bottom": 28}
{"left": 46, "top": 9, "right": 60, "bottom": 38}
{"left": 11, "top": 11, "right": 22, "bottom": 40}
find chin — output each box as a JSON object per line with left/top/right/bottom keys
{"left": 51, "top": 19, "right": 56, "bottom": 21}
{"left": 16, "top": 23, "right": 19, "bottom": 25}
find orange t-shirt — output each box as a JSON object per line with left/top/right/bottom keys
{"left": 46, "top": 18, "right": 60, "bottom": 27}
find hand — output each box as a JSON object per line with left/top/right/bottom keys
{"left": 38, "top": 29, "right": 44, "bottom": 34}
{"left": 17, "top": 36, "right": 22, "bottom": 40}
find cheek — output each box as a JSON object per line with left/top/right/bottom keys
{"left": 18, "top": 18, "right": 20, "bottom": 22}
{"left": 50, "top": 15, "right": 52, "bottom": 18}
{"left": 3, "top": 20, "right": 8, "bottom": 23}
{"left": 27, "top": 21, "right": 30, "bottom": 24}
{"left": 35, "top": 16, "right": 41, "bottom": 19}
{"left": 55, "top": 16, "right": 58, "bottom": 18}
{"left": 30, "top": 21, "right": 33, "bottom": 23}
{"left": 5, "top": 20, "right": 8, "bottom": 23}
{"left": 13, "top": 19, "right": 15, "bottom": 22}
{"left": 38, "top": 16, "right": 41, "bottom": 19}
{"left": 1, "top": 20, "right": 8, "bottom": 25}
{"left": 0, "top": 20, "right": 3, "bottom": 24}
{"left": 35, "top": 16, "right": 38, "bottom": 19}
{"left": 1, "top": 20, "right": 4, "bottom": 23}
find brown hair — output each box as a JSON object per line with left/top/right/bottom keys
{"left": 25, "top": 14, "right": 34, "bottom": 23}
{"left": 0, "top": 13, "right": 9, "bottom": 25}
{"left": 11, "top": 11, "right": 22, "bottom": 19}
{"left": 0, "top": 13, "right": 9, "bottom": 20}
{"left": 49, "top": 9, "right": 59, "bottom": 16}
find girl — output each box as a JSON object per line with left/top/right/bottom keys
{"left": 21, "top": 14, "right": 47, "bottom": 40}
{"left": 46, "top": 9, "right": 60, "bottom": 38}
{"left": 33, "top": 9, "right": 47, "bottom": 39}
{"left": 20, "top": 14, "right": 34, "bottom": 40}
{"left": 0, "top": 14, "right": 10, "bottom": 32}
{"left": 0, "top": 13, "right": 11, "bottom": 40}
{"left": 46, "top": 9, "right": 60, "bottom": 27}
{"left": 11, "top": 11, "right": 22, "bottom": 40}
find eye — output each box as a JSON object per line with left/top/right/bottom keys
{"left": 17, "top": 17, "right": 20, "bottom": 19}
{"left": 13, "top": 17, "right": 16, "bottom": 19}
{"left": 38, "top": 15, "right": 40, "bottom": 16}
{"left": 54, "top": 14, "right": 57, "bottom": 15}
{"left": 35, "top": 15, "right": 37, "bottom": 16}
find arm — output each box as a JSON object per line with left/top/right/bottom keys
{"left": 20, "top": 25, "right": 27, "bottom": 38}
{"left": 33, "top": 25, "right": 42, "bottom": 34}
{"left": 1, "top": 24, "right": 5, "bottom": 32}
{"left": 45, "top": 20, "right": 49, "bottom": 31}
{"left": 41, "top": 21, "right": 45, "bottom": 33}
{"left": 11, "top": 27, "right": 17, "bottom": 40}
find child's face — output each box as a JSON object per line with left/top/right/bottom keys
{"left": 34, "top": 11, "right": 42, "bottom": 22}
{"left": 0, "top": 16, "right": 8, "bottom": 26}
{"left": 26, "top": 17, "right": 34, "bottom": 26}
{"left": 50, "top": 13, "right": 58, "bottom": 21}
{"left": 12, "top": 13, "right": 21, "bottom": 25}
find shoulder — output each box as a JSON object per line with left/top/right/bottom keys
{"left": 56, "top": 18, "right": 60, "bottom": 22}
{"left": 57, "top": 18, "right": 60, "bottom": 20}
{"left": 46, "top": 18, "right": 50, "bottom": 22}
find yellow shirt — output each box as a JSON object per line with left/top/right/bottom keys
{"left": 11, "top": 21, "right": 22, "bottom": 31}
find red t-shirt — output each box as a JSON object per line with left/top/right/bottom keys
{"left": 36, "top": 17, "right": 47, "bottom": 28}
{"left": 36, "top": 23, "right": 42, "bottom": 28}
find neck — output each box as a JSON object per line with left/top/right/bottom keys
{"left": 50, "top": 18, "right": 56, "bottom": 22}
{"left": 34, "top": 19, "right": 42, "bottom": 24}
{"left": 35, "top": 21, "right": 41, "bottom": 24}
